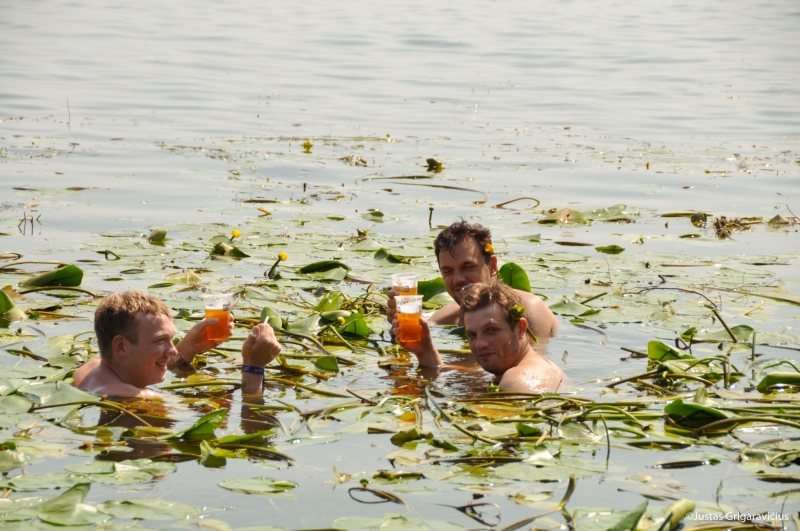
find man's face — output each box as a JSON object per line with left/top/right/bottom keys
{"left": 438, "top": 239, "right": 497, "bottom": 304}
{"left": 464, "top": 304, "right": 526, "bottom": 376}
{"left": 119, "top": 313, "right": 178, "bottom": 388}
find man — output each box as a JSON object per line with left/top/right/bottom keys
{"left": 387, "top": 220, "right": 559, "bottom": 367}
{"left": 399, "top": 281, "right": 566, "bottom": 392}
{"left": 74, "top": 291, "right": 281, "bottom": 397}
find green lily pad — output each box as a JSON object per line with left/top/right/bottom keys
{"left": 218, "top": 477, "right": 298, "bottom": 495}
{"left": 0, "top": 291, "right": 25, "bottom": 323}
{"left": 313, "top": 355, "right": 340, "bottom": 372}
{"left": 98, "top": 498, "right": 200, "bottom": 520}
{"left": 19, "top": 264, "right": 83, "bottom": 288}
{"left": 595, "top": 245, "right": 625, "bottom": 255}
{"left": 418, "top": 277, "right": 446, "bottom": 301}
{"left": 163, "top": 408, "right": 227, "bottom": 440}
{"left": 497, "top": 263, "right": 531, "bottom": 292}
{"left": 664, "top": 399, "right": 728, "bottom": 429}
{"left": 538, "top": 208, "right": 588, "bottom": 225}
{"left": 37, "top": 483, "right": 106, "bottom": 526}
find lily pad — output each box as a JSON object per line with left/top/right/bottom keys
{"left": 98, "top": 498, "right": 201, "bottom": 520}
{"left": 218, "top": 477, "right": 298, "bottom": 495}
{"left": 19, "top": 264, "right": 83, "bottom": 288}
{"left": 497, "top": 263, "right": 531, "bottom": 292}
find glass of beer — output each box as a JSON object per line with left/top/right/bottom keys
{"left": 202, "top": 294, "right": 235, "bottom": 341}
{"left": 396, "top": 295, "right": 423, "bottom": 342}
{"left": 391, "top": 273, "right": 419, "bottom": 295}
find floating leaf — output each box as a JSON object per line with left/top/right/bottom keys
{"left": 98, "top": 498, "right": 200, "bottom": 520}
{"left": 497, "top": 263, "right": 531, "bottom": 292}
{"left": 538, "top": 208, "right": 588, "bottom": 225}
{"left": 548, "top": 298, "right": 595, "bottom": 316}
{"left": 608, "top": 500, "right": 648, "bottom": 531}
{"left": 218, "top": 477, "right": 298, "bottom": 495}
{"left": 211, "top": 242, "right": 250, "bottom": 258}
{"left": 313, "top": 355, "right": 340, "bottom": 372}
{"left": 297, "top": 260, "right": 351, "bottom": 273}
{"left": 647, "top": 341, "right": 693, "bottom": 361}
{"left": 374, "top": 248, "right": 413, "bottom": 264}
{"left": 694, "top": 324, "right": 753, "bottom": 343}
{"left": 315, "top": 291, "right": 345, "bottom": 312}
{"left": 9, "top": 472, "right": 85, "bottom": 491}
{"left": 162, "top": 408, "right": 227, "bottom": 440}
{"left": 0, "top": 291, "right": 25, "bottom": 322}
{"left": 259, "top": 306, "right": 283, "bottom": 330}
{"left": 38, "top": 483, "right": 106, "bottom": 526}
{"left": 595, "top": 245, "right": 625, "bottom": 255}
{"left": 288, "top": 313, "right": 322, "bottom": 335}
{"left": 20, "top": 264, "right": 83, "bottom": 287}
{"left": 148, "top": 228, "right": 168, "bottom": 243}
{"left": 663, "top": 399, "right": 728, "bottom": 429}
{"left": 418, "top": 277, "right": 446, "bottom": 302}
{"left": 756, "top": 372, "right": 800, "bottom": 393}
{"left": 390, "top": 428, "right": 429, "bottom": 447}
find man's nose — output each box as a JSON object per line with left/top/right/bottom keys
{"left": 453, "top": 268, "right": 466, "bottom": 284}
{"left": 166, "top": 341, "right": 179, "bottom": 356}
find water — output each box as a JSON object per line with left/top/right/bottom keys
{"left": 1, "top": 0, "right": 800, "bottom": 528}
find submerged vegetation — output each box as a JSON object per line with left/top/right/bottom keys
{"left": 0, "top": 132, "right": 799, "bottom": 530}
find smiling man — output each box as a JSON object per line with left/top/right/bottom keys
{"left": 387, "top": 220, "right": 559, "bottom": 367}
{"left": 74, "top": 291, "right": 281, "bottom": 397}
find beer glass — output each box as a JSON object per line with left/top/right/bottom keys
{"left": 396, "top": 295, "right": 423, "bottom": 342}
{"left": 202, "top": 293, "right": 235, "bottom": 341}
{"left": 391, "top": 273, "right": 419, "bottom": 296}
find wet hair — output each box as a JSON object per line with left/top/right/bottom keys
{"left": 434, "top": 220, "right": 492, "bottom": 265}
{"left": 459, "top": 279, "right": 522, "bottom": 329}
{"left": 95, "top": 291, "right": 171, "bottom": 361}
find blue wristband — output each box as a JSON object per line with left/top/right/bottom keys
{"left": 242, "top": 365, "right": 265, "bottom": 376}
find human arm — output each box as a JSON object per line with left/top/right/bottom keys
{"left": 240, "top": 323, "right": 282, "bottom": 395}
{"left": 170, "top": 315, "right": 235, "bottom": 370}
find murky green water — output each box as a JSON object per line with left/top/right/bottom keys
{"left": 1, "top": 1, "right": 800, "bottom": 529}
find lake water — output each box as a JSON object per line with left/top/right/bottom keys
{"left": 1, "top": 0, "right": 800, "bottom": 528}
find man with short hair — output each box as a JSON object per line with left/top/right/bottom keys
{"left": 459, "top": 281, "right": 566, "bottom": 391}
{"left": 74, "top": 291, "right": 281, "bottom": 397}
{"left": 387, "top": 220, "right": 559, "bottom": 367}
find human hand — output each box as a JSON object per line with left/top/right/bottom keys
{"left": 175, "top": 314, "right": 235, "bottom": 363}
{"left": 391, "top": 317, "right": 441, "bottom": 367}
{"left": 386, "top": 289, "right": 398, "bottom": 330}
{"left": 242, "top": 323, "right": 282, "bottom": 368}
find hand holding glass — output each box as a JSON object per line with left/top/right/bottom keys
{"left": 202, "top": 294, "right": 235, "bottom": 341}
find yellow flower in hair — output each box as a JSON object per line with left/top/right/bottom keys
{"left": 484, "top": 243, "right": 494, "bottom": 255}
{"left": 509, "top": 305, "right": 525, "bottom": 320}
{"left": 278, "top": 252, "right": 288, "bottom": 262}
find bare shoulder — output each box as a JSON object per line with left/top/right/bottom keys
{"left": 429, "top": 302, "right": 460, "bottom": 325}
{"left": 499, "top": 351, "right": 567, "bottom": 393}
{"left": 72, "top": 359, "right": 100, "bottom": 387}
{"left": 76, "top": 364, "right": 150, "bottom": 398}
{"left": 514, "top": 289, "right": 559, "bottom": 337}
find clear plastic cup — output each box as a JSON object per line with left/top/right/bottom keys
{"left": 202, "top": 293, "right": 235, "bottom": 341}
{"left": 396, "top": 295, "right": 423, "bottom": 342}
{"left": 391, "top": 273, "right": 419, "bottom": 296}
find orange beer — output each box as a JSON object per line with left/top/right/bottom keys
{"left": 205, "top": 308, "right": 231, "bottom": 341}
{"left": 398, "top": 312, "right": 422, "bottom": 341}
{"left": 395, "top": 286, "right": 418, "bottom": 296}
{"left": 392, "top": 273, "right": 419, "bottom": 296}
{"left": 396, "top": 295, "right": 424, "bottom": 342}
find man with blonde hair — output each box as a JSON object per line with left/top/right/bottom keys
{"left": 74, "top": 291, "right": 280, "bottom": 397}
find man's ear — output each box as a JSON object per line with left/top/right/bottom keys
{"left": 516, "top": 317, "right": 529, "bottom": 340}
{"left": 111, "top": 335, "right": 128, "bottom": 359}
{"left": 489, "top": 255, "right": 498, "bottom": 276}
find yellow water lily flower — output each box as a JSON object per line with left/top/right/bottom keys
{"left": 337, "top": 316, "right": 346, "bottom": 326}
{"left": 278, "top": 252, "right": 288, "bottom": 261}
{"left": 484, "top": 243, "right": 494, "bottom": 255}
{"left": 231, "top": 229, "right": 241, "bottom": 239}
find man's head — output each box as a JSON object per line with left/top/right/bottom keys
{"left": 434, "top": 221, "right": 497, "bottom": 303}
{"left": 95, "top": 291, "right": 177, "bottom": 388}
{"left": 460, "top": 281, "right": 528, "bottom": 376}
